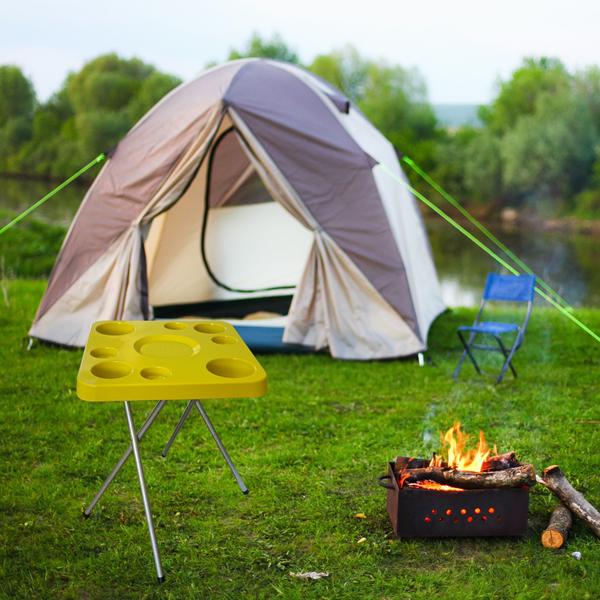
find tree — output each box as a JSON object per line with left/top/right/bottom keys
{"left": 463, "top": 129, "right": 503, "bottom": 204}
{"left": 0, "top": 65, "right": 35, "bottom": 125}
{"left": 500, "top": 91, "right": 596, "bottom": 207}
{"left": 0, "top": 66, "right": 36, "bottom": 172}
{"left": 359, "top": 62, "right": 437, "bottom": 158}
{"left": 6, "top": 54, "right": 180, "bottom": 178}
{"left": 480, "top": 57, "right": 570, "bottom": 135}
{"left": 128, "top": 71, "right": 181, "bottom": 122}
{"left": 228, "top": 33, "right": 300, "bottom": 64}
{"left": 431, "top": 126, "right": 478, "bottom": 201}
{"left": 310, "top": 46, "right": 369, "bottom": 101}
{"left": 310, "top": 46, "right": 439, "bottom": 167}
{"left": 574, "top": 66, "right": 600, "bottom": 137}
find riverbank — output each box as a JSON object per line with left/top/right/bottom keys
{"left": 422, "top": 207, "right": 600, "bottom": 235}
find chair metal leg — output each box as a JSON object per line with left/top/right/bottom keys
{"left": 454, "top": 331, "right": 481, "bottom": 380}
{"left": 194, "top": 400, "right": 249, "bottom": 495}
{"left": 161, "top": 400, "right": 194, "bottom": 457}
{"left": 495, "top": 338, "right": 520, "bottom": 384}
{"left": 84, "top": 400, "right": 167, "bottom": 517}
{"left": 124, "top": 401, "right": 165, "bottom": 583}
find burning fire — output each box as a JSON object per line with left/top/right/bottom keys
{"left": 429, "top": 422, "right": 497, "bottom": 472}
{"left": 407, "top": 480, "right": 464, "bottom": 492}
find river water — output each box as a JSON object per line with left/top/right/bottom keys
{"left": 2, "top": 176, "right": 600, "bottom": 308}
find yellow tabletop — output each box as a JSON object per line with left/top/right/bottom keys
{"left": 77, "top": 320, "right": 267, "bottom": 402}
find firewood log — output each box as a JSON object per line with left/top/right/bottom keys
{"left": 481, "top": 452, "right": 519, "bottom": 472}
{"left": 398, "top": 464, "right": 536, "bottom": 489}
{"left": 540, "top": 465, "right": 600, "bottom": 538}
{"left": 394, "top": 456, "right": 431, "bottom": 470}
{"left": 541, "top": 504, "right": 573, "bottom": 549}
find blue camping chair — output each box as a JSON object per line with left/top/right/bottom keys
{"left": 453, "top": 273, "right": 536, "bottom": 384}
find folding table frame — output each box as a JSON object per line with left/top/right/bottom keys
{"left": 83, "top": 399, "right": 248, "bottom": 582}
{"left": 76, "top": 319, "right": 266, "bottom": 582}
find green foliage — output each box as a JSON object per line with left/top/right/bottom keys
{"left": 310, "top": 46, "right": 440, "bottom": 170}
{"left": 228, "top": 32, "right": 300, "bottom": 64}
{"left": 0, "top": 210, "right": 66, "bottom": 277}
{"left": 573, "top": 187, "right": 600, "bottom": 218}
{"left": 480, "top": 57, "right": 570, "bottom": 135}
{"left": 0, "top": 54, "right": 180, "bottom": 179}
{"left": 5, "top": 39, "right": 600, "bottom": 219}
{"left": 310, "top": 45, "right": 370, "bottom": 102}
{"left": 463, "top": 129, "right": 503, "bottom": 204}
{"left": 0, "top": 66, "right": 36, "bottom": 172}
{"left": 0, "top": 65, "right": 36, "bottom": 124}
{"left": 574, "top": 66, "right": 600, "bottom": 130}
{"left": 66, "top": 54, "right": 154, "bottom": 113}
{"left": 127, "top": 71, "right": 181, "bottom": 122}
{"left": 500, "top": 92, "right": 596, "bottom": 208}
{"left": 1, "top": 280, "right": 599, "bottom": 597}
{"left": 448, "top": 57, "right": 600, "bottom": 214}
{"left": 573, "top": 154, "right": 600, "bottom": 217}
{"left": 430, "top": 127, "right": 479, "bottom": 202}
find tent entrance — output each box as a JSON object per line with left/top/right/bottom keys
{"left": 146, "top": 124, "right": 313, "bottom": 319}
{"left": 153, "top": 294, "right": 294, "bottom": 319}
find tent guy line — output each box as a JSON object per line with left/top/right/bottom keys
{"left": 0, "top": 153, "right": 106, "bottom": 236}
{"left": 377, "top": 161, "right": 600, "bottom": 345}
{"left": 401, "top": 155, "right": 571, "bottom": 311}
{"left": 3, "top": 150, "right": 600, "bottom": 346}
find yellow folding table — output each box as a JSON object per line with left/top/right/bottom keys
{"left": 77, "top": 320, "right": 267, "bottom": 582}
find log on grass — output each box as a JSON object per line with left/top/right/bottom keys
{"left": 541, "top": 504, "right": 573, "bottom": 549}
{"left": 541, "top": 465, "right": 600, "bottom": 538}
{"left": 482, "top": 452, "right": 519, "bottom": 472}
{"left": 398, "top": 464, "right": 536, "bottom": 489}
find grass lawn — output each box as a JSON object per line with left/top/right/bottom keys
{"left": 1, "top": 279, "right": 599, "bottom": 599}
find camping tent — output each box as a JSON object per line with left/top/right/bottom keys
{"left": 30, "top": 58, "right": 445, "bottom": 359}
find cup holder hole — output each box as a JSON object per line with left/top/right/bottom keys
{"left": 206, "top": 358, "right": 255, "bottom": 379}
{"left": 96, "top": 322, "right": 134, "bottom": 336}
{"left": 164, "top": 322, "right": 187, "bottom": 330}
{"left": 140, "top": 366, "right": 172, "bottom": 380}
{"left": 91, "top": 361, "right": 132, "bottom": 379}
{"left": 90, "top": 347, "right": 118, "bottom": 358}
{"left": 211, "top": 335, "right": 236, "bottom": 345}
{"left": 194, "top": 322, "right": 225, "bottom": 334}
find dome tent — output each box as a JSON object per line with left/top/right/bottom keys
{"left": 30, "top": 59, "right": 445, "bottom": 359}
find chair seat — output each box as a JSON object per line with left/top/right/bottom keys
{"left": 458, "top": 321, "right": 519, "bottom": 336}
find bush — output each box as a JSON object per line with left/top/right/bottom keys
{"left": 0, "top": 210, "right": 66, "bottom": 278}
{"left": 573, "top": 187, "right": 600, "bottom": 219}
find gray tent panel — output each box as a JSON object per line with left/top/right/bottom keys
{"left": 37, "top": 61, "right": 245, "bottom": 320}
{"left": 224, "top": 62, "right": 419, "bottom": 334}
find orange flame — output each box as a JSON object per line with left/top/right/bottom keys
{"left": 408, "top": 480, "right": 465, "bottom": 492}
{"left": 430, "top": 422, "right": 497, "bottom": 472}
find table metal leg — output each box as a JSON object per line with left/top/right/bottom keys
{"left": 124, "top": 401, "right": 164, "bottom": 583}
{"left": 84, "top": 400, "right": 167, "bottom": 517}
{"left": 161, "top": 400, "right": 194, "bottom": 457}
{"left": 194, "top": 400, "right": 248, "bottom": 495}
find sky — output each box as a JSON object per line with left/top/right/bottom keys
{"left": 2, "top": 0, "right": 599, "bottom": 104}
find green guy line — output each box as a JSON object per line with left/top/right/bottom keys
{"left": 402, "top": 155, "right": 571, "bottom": 311}
{"left": 378, "top": 162, "right": 600, "bottom": 345}
{"left": 0, "top": 153, "right": 106, "bottom": 236}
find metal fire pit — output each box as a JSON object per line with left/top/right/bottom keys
{"left": 379, "top": 462, "right": 529, "bottom": 538}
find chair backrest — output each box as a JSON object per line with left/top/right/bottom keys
{"left": 482, "top": 273, "right": 536, "bottom": 304}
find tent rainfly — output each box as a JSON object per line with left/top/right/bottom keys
{"left": 30, "top": 59, "right": 445, "bottom": 359}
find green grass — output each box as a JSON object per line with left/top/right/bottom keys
{"left": 1, "top": 279, "right": 599, "bottom": 599}
{"left": 0, "top": 211, "right": 66, "bottom": 278}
